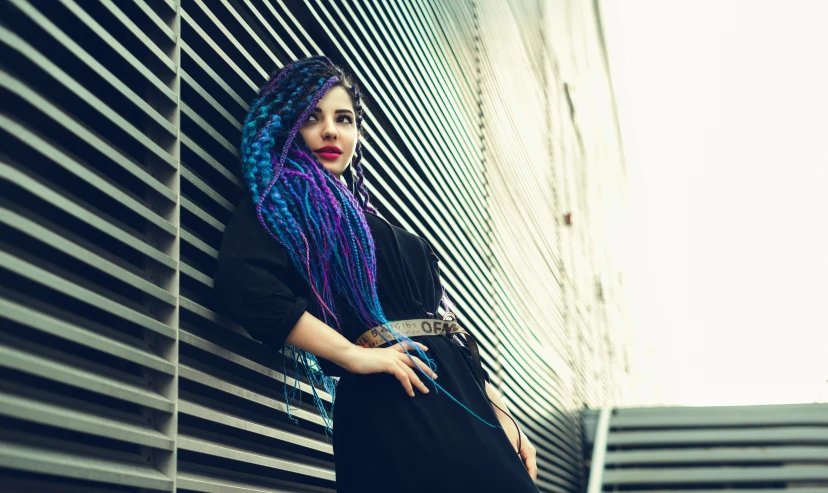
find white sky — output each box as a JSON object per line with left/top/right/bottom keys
{"left": 600, "top": 0, "right": 828, "bottom": 406}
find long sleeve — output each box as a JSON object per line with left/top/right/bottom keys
{"left": 214, "top": 198, "right": 309, "bottom": 350}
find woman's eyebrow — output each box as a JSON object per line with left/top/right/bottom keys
{"left": 311, "top": 108, "right": 354, "bottom": 116}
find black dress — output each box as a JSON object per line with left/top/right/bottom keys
{"left": 215, "top": 198, "right": 539, "bottom": 493}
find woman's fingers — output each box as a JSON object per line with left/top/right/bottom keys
{"left": 402, "top": 355, "right": 438, "bottom": 381}
{"left": 384, "top": 342, "right": 436, "bottom": 396}
{"left": 388, "top": 363, "right": 415, "bottom": 397}
{"left": 392, "top": 341, "right": 428, "bottom": 353}
{"left": 520, "top": 441, "right": 538, "bottom": 482}
{"left": 396, "top": 360, "right": 429, "bottom": 395}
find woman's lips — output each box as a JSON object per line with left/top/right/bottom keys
{"left": 316, "top": 152, "right": 341, "bottom": 160}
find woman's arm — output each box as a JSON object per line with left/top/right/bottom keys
{"left": 485, "top": 382, "right": 538, "bottom": 482}
{"left": 485, "top": 381, "right": 520, "bottom": 446}
{"left": 284, "top": 311, "right": 357, "bottom": 367}
{"left": 215, "top": 200, "right": 435, "bottom": 392}
{"left": 285, "top": 311, "right": 437, "bottom": 396}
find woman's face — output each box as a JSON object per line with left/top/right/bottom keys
{"left": 298, "top": 85, "right": 359, "bottom": 178}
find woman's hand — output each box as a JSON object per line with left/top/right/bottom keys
{"left": 497, "top": 415, "right": 538, "bottom": 481}
{"left": 342, "top": 341, "right": 438, "bottom": 397}
{"left": 487, "top": 382, "right": 538, "bottom": 482}
{"left": 517, "top": 431, "right": 538, "bottom": 482}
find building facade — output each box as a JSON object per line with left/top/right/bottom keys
{"left": 0, "top": 0, "right": 627, "bottom": 491}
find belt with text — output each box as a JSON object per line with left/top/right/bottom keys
{"left": 354, "top": 316, "right": 488, "bottom": 386}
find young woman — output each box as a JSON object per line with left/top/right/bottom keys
{"left": 215, "top": 56, "right": 538, "bottom": 492}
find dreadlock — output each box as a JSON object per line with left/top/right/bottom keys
{"left": 240, "top": 56, "right": 435, "bottom": 434}
{"left": 240, "top": 56, "right": 499, "bottom": 436}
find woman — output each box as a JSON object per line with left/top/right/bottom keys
{"left": 215, "top": 56, "right": 538, "bottom": 492}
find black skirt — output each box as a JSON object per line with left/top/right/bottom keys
{"left": 333, "top": 334, "right": 538, "bottom": 492}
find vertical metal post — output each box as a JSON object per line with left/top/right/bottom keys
{"left": 587, "top": 407, "right": 612, "bottom": 493}
{"left": 146, "top": 0, "right": 181, "bottom": 489}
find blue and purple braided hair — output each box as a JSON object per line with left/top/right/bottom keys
{"left": 239, "top": 56, "right": 437, "bottom": 433}
{"left": 240, "top": 56, "right": 500, "bottom": 436}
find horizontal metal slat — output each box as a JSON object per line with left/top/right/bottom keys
{"left": 613, "top": 403, "right": 828, "bottom": 417}
{"left": 533, "top": 477, "right": 570, "bottom": 493}
{"left": 208, "top": 0, "right": 287, "bottom": 73}
{"left": 499, "top": 320, "right": 572, "bottom": 394}
{"left": 181, "top": 196, "right": 226, "bottom": 234}
{"left": 1, "top": 8, "right": 179, "bottom": 160}
{"left": 356, "top": 1, "right": 487, "bottom": 192}
{"left": 0, "top": 344, "right": 173, "bottom": 413}
{"left": 615, "top": 489, "right": 828, "bottom": 493}
{"left": 180, "top": 132, "right": 244, "bottom": 189}
{"left": 500, "top": 362, "right": 574, "bottom": 423}
{"left": 180, "top": 228, "right": 218, "bottom": 259}
{"left": 96, "top": 0, "right": 177, "bottom": 73}
{"left": 179, "top": 296, "right": 235, "bottom": 330}
{"left": 179, "top": 400, "right": 332, "bottom": 455}
{"left": 362, "top": 118, "right": 489, "bottom": 256}
{"left": 500, "top": 372, "right": 581, "bottom": 445}
{"left": 180, "top": 70, "right": 243, "bottom": 134}
{"left": 190, "top": 0, "right": 269, "bottom": 79}
{"left": 0, "top": 390, "right": 173, "bottom": 450}
{"left": 608, "top": 427, "right": 828, "bottom": 447}
{"left": 129, "top": 0, "right": 177, "bottom": 43}
{"left": 180, "top": 8, "right": 258, "bottom": 92}
{"left": 180, "top": 102, "right": 241, "bottom": 160}
{"left": 611, "top": 410, "right": 828, "bottom": 428}
{"left": 177, "top": 434, "right": 335, "bottom": 482}
{"left": 1, "top": 115, "right": 176, "bottom": 236}
{"left": 160, "top": 0, "right": 176, "bottom": 14}
{"left": 605, "top": 446, "right": 828, "bottom": 465}
{"left": 0, "top": 249, "right": 176, "bottom": 339}
{"left": 181, "top": 261, "right": 215, "bottom": 289}
{"left": 311, "top": 5, "right": 488, "bottom": 241}
{"left": 179, "top": 329, "right": 331, "bottom": 404}
{"left": 505, "top": 399, "right": 582, "bottom": 468}
{"left": 0, "top": 162, "right": 177, "bottom": 270}
{"left": 54, "top": 0, "right": 177, "bottom": 100}
{"left": 181, "top": 165, "right": 236, "bottom": 212}
{"left": 1, "top": 207, "right": 176, "bottom": 306}
{"left": 363, "top": 159, "right": 494, "bottom": 301}
{"left": 0, "top": 297, "right": 174, "bottom": 376}
{"left": 0, "top": 439, "right": 172, "bottom": 490}
{"left": 177, "top": 471, "right": 331, "bottom": 493}
{"left": 0, "top": 36, "right": 176, "bottom": 201}
{"left": 178, "top": 364, "right": 324, "bottom": 427}
{"left": 603, "top": 465, "right": 828, "bottom": 485}
{"left": 180, "top": 41, "right": 248, "bottom": 112}
{"left": 337, "top": 1, "right": 485, "bottom": 187}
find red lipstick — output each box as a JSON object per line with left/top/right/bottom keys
{"left": 315, "top": 146, "right": 341, "bottom": 161}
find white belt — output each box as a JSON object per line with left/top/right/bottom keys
{"left": 354, "top": 318, "right": 467, "bottom": 349}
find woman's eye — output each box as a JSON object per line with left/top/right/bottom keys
{"left": 338, "top": 116, "right": 353, "bottom": 124}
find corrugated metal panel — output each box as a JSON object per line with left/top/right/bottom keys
{"left": 1, "top": 0, "right": 627, "bottom": 491}
{"left": 175, "top": 0, "right": 335, "bottom": 490}
{"left": 585, "top": 404, "right": 828, "bottom": 491}
{"left": 0, "top": 0, "right": 180, "bottom": 490}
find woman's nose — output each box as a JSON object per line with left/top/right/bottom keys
{"left": 321, "top": 118, "right": 337, "bottom": 140}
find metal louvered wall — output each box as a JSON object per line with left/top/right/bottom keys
{"left": 0, "top": 1, "right": 627, "bottom": 492}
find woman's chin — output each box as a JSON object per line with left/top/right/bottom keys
{"left": 322, "top": 164, "right": 345, "bottom": 178}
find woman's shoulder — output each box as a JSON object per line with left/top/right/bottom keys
{"left": 219, "top": 196, "right": 288, "bottom": 262}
